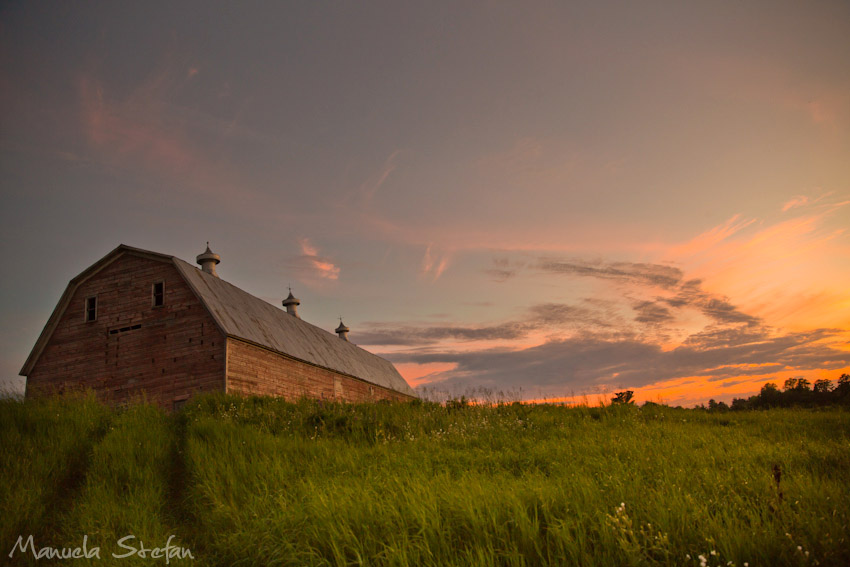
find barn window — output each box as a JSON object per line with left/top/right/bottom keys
{"left": 85, "top": 296, "right": 97, "bottom": 322}
{"left": 152, "top": 281, "right": 165, "bottom": 307}
{"left": 172, "top": 396, "right": 190, "bottom": 412}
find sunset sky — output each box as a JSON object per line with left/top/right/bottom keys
{"left": 1, "top": 1, "right": 848, "bottom": 405}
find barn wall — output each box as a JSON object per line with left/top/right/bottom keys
{"left": 26, "top": 254, "right": 225, "bottom": 408}
{"left": 226, "top": 338, "right": 415, "bottom": 403}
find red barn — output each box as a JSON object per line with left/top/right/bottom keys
{"left": 21, "top": 244, "right": 416, "bottom": 409}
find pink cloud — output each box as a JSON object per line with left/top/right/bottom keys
{"left": 298, "top": 238, "right": 340, "bottom": 281}
{"left": 420, "top": 244, "right": 451, "bottom": 281}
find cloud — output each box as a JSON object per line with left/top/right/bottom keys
{"left": 359, "top": 300, "right": 627, "bottom": 348}
{"left": 669, "top": 214, "right": 756, "bottom": 258}
{"left": 485, "top": 256, "right": 527, "bottom": 282}
{"left": 356, "top": 323, "right": 528, "bottom": 347}
{"left": 420, "top": 244, "right": 451, "bottom": 281}
{"left": 537, "top": 259, "right": 684, "bottom": 289}
{"left": 782, "top": 195, "right": 809, "bottom": 212}
{"left": 632, "top": 301, "right": 674, "bottom": 325}
{"left": 290, "top": 237, "right": 340, "bottom": 281}
{"left": 360, "top": 150, "right": 402, "bottom": 202}
{"left": 389, "top": 328, "right": 849, "bottom": 397}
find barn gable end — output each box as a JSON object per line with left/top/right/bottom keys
{"left": 23, "top": 246, "right": 225, "bottom": 406}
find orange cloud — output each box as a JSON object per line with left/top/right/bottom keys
{"left": 395, "top": 362, "right": 459, "bottom": 388}
{"left": 669, "top": 214, "right": 756, "bottom": 259}
{"left": 782, "top": 195, "right": 809, "bottom": 212}
{"left": 668, "top": 199, "right": 850, "bottom": 330}
{"left": 297, "top": 238, "right": 340, "bottom": 281}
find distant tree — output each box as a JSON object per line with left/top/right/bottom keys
{"left": 813, "top": 379, "right": 834, "bottom": 394}
{"left": 783, "top": 378, "right": 798, "bottom": 391}
{"left": 759, "top": 382, "right": 782, "bottom": 407}
{"left": 611, "top": 391, "right": 634, "bottom": 405}
{"left": 708, "top": 399, "right": 729, "bottom": 412}
{"left": 730, "top": 397, "right": 751, "bottom": 411}
{"left": 836, "top": 374, "right": 850, "bottom": 404}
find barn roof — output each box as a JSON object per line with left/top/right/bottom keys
{"left": 21, "top": 244, "right": 417, "bottom": 398}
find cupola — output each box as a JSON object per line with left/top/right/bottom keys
{"left": 196, "top": 242, "right": 220, "bottom": 277}
{"left": 335, "top": 319, "right": 350, "bottom": 341}
{"left": 282, "top": 289, "right": 300, "bottom": 318}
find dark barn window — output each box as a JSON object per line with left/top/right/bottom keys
{"left": 152, "top": 281, "right": 164, "bottom": 307}
{"left": 85, "top": 296, "right": 97, "bottom": 322}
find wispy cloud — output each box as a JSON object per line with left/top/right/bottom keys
{"left": 537, "top": 259, "right": 684, "bottom": 289}
{"left": 420, "top": 244, "right": 451, "bottom": 281}
{"left": 669, "top": 214, "right": 756, "bottom": 258}
{"left": 360, "top": 150, "right": 402, "bottom": 203}
{"left": 291, "top": 237, "right": 340, "bottom": 282}
{"left": 782, "top": 195, "right": 809, "bottom": 212}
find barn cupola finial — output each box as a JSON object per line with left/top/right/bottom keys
{"left": 335, "top": 318, "right": 350, "bottom": 341}
{"left": 196, "top": 242, "right": 221, "bottom": 277}
{"left": 282, "top": 287, "right": 301, "bottom": 318}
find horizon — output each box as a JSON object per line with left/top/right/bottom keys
{"left": 2, "top": 1, "right": 848, "bottom": 406}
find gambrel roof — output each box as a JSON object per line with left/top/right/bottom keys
{"left": 21, "top": 245, "right": 417, "bottom": 398}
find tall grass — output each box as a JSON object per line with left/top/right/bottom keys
{"left": 2, "top": 393, "right": 848, "bottom": 566}
{"left": 0, "top": 394, "right": 110, "bottom": 552}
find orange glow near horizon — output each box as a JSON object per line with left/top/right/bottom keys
{"left": 500, "top": 366, "right": 850, "bottom": 408}
{"left": 395, "top": 362, "right": 459, "bottom": 387}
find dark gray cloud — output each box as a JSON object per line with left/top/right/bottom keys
{"left": 537, "top": 259, "right": 684, "bottom": 289}
{"left": 355, "top": 323, "right": 529, "bottom": 347}
{"left": 683, "top": 326, "right": 770, "bottom": 350}
{"left": 485, "top": 257, "right": 527, "bottom": 282}
{"left": 528, "top": 302, "right": 620, "bottom": 329}
{"left": 387, "top": 328, "right": 850, "bottom": 396}
{"left": 497, "top": 255, "right": 763, "bottom": 328}
{"left": 700, "top": 298, "right": 761, "bottom": 326}
{"left": 632, "top": 300, "right": 674, "bottom": 325}
{"left": 358, "top": 300, "right": 622, "bottom": 347}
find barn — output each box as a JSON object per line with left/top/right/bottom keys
{"left": 20, "top": 244, "right": 417, "bottom": 409}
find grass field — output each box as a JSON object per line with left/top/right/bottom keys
{"left": 1, "top": 394, "right": 848, "bottom": 566}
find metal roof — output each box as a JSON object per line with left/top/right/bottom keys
{"left": 22, "top": 245, "right": 417, "bottom": 398}
{"left": 172, "top": 256, "right": 416, "bottom": 397}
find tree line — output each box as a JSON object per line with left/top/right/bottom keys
{"left": 610, "top": 373, "right": 850, "bottom": 410}
{"left": 710, "top": 373, "right": 850, "bottom": 411}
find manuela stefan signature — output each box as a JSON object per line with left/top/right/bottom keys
{"left": 8, "top": 534, "right": 194, "bottom": 562}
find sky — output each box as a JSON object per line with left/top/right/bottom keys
{"left": 1, "top": 1, "right": 848, "bottom": 406}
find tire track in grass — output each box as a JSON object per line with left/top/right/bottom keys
{"left": 51, "top": 403, "right": 196, "bottom": 566}
{"left": 1, "top": 396, "right": 112, "bottom": 566}
{"left": 162, "top": 409, "right": 204, "bottom": 562}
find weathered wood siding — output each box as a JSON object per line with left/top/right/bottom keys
{"left": 226, "top": 338, "right": 415, "bottom": 403}
{"left": 26, "top": 254, "right": 225, "bottom": 407}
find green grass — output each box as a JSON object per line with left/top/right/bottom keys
{"left": 1, "top": 394, "right": 848, "bottom": 566}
